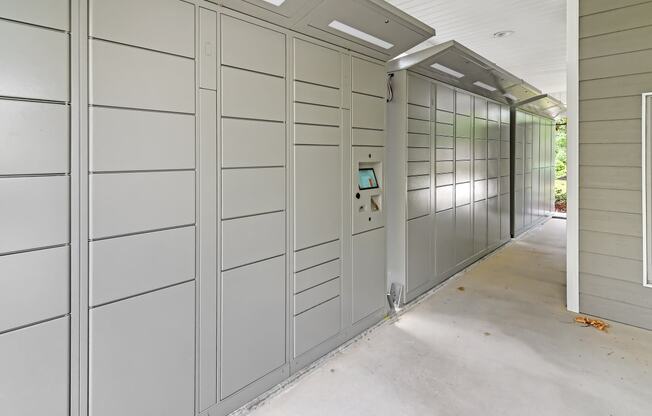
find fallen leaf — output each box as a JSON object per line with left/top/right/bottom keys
{"left": 457, "top": 286, "right": 465, "bottom": 291}
{"left": 575, "top": 316, "right": 609, "bottom": 332}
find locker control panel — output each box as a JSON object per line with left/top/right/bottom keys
{"left": 353, "top": 147, "right": 385, "bottom": 234}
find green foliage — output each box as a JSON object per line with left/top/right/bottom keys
{"left": 554, "top": 118, "right": 567, "bottom": 212}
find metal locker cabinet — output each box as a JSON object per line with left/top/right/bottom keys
{"left": 221, "top": 211, "right": 285, "bottom": 270}
{"left": 89, "top": 171, "right": 195, "bottom": 239}
{"left": 0, "top": 247, "right": 69, "bottom": 332}
{"left": 295, "top": 102, "right": 340, "bottom": 126}
{"left": 221, "top": 256, "right": 286, "bottom": 398}
{"left": 474, "top": 200, "right": 488, "bottom": 253}
{"left": 294, "top": 297, "right": 341, "bottom": 356}
{"left": 296, "top": 124, "right": 341, "bottom": 146}
{"left": 487, "top": 197, "right": 500, "bottom": 246}
{"left": 0, "top": 20, "right": 68, "bottom": 101}
{"left": 353, "top": 56, "right": 387, "bottom": 98}
{"left": 0, "top": 0, "right": 69, "bottom": 30}
{"left": 89, "top": 282, "right": 195, "bottom": 416}
{"left": 0, "top": 317, "right": 69, "bottom": 416}
{"left": 352, "top": 227, "right": 386, "bottom": 323}
{"left": 294, "top": 145, "right": 341, "bottom": 250}
{"left": 222, "top": 119, "right": 286, "bottom": 167}
{"left": 435, "top": 209, "right": 455, "bottom": 277}
{"left": 295, "top": 259, "right": 340, "bottom": 293}
{"left": 352, "top": 93, "right": 385, "bottom": 130}
{"left": 90, "top": 107, "right": 195, "bottom": 172}
{"left": 0, "top": 100, "right": 68, "bottom": 175}
{"left": 295, "top": 240, "right": 340, "bottom": 272}
{"left": 89, "top": 226, "right": 195, "bottom": 306}
{"left": 407, "top": 215, "right": 433, "bottom": 295}
{"left": 90, "top": 0, "right": 195, "bottom": 58}
{"left": 221, "top": 167, "right": 285, "bottom": 219}
{"left": 455, "top": 203, "right": 473, "bottom": 264}
{"left": 294, "top": 279, "right": 340, "bottom": 315}
{"left": 90, "top": 39, "right": 194, "bottom": 113}
{"left": 294, "top": 38, "right": 341, "bottom": 88}
{"left": 0, "top": 176, "right": 69, "bottom": 254}
{"left": 221, "top": 67, "right": 285, "bottom": 121}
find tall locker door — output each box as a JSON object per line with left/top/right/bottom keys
{"left": 455, "top": 92, "right": 473, "bottom": 263}
{"left": 292, "top": 38, "right": 343, "bottom": 357}
{"left": 406, "top": 74, "right": 432, "bottom": 298}
{"left": 88, "top": 2, "right": 196, "bottom": 415}
{"left": 220, "top": 15, "right": 287, "bottom": 398}
{"left": 513, "top": 111, "right": 525, "bottom": 234}
{"left": 549, "top": 121, "right": 556, "bottom": 215}
{"left": 487, "top": 102, "right": 501, "bottom": 247}
{"left": 524, "top": 114, "right": 533, "bottom": 227}
{"left": 435, "top": 84, "right": 456, "bottom": 277}
{"left": 500, "top": 106, "right": 511, "bottom": 240}
{"left": 351, "top": 56, "right": 386, "bottom": 323}
{"left": 0, "top": 4, "right": 70, "bottom": 415}
{"left": 532, "top": 116, "right": 541, "bottom": 222}
{"left": 473, "top": 97, "right": 488, "bottom": 254}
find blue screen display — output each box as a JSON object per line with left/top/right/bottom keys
{"left": 358, "top": 168, "right": 378, "bottom": 190}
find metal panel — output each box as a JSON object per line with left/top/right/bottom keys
{"left": 89, "top": 171, "right": 195, "bottom": 239}
{"left": 90, "top": 107, "right": 195, "bottom": 172}
{"left": 0, "top": 100, "right": 68, "bottom": 175}
{"left": 436, "top": 209, "right": 455, "bottom": 275}
{"left": 437, "top": 123, "right": 454, "bottom": 137}
{"left": 456, "top": 161, "right": 470, "bottom": 183}
{"left": 474, "top": 160, "right": 487, "bottom": 180}
{"left": 221, "top": 14, "right": 285, "bottom": 77}
{"left": 0, "top": 317, "right": 68, "bottom": 416}
{"left": 409, "top": 133, "right": 430, "bottom": 148}
{"left": 407, "top": 215, "right": 433, "bottom": 293}
{"left": 436, "top": 135, "right": 454, "bottom": 148}
{"left": 222, "top": 119, "right": 285, "bottom": 168}
{"left": 408, "top": 147, "right": 430, "bottom": 161}
{"left": 408, "top": 189, "right": 429, "bottom": 219}
{"left": 436, "top": 173, "right": 454, "bottom": 187}
{"left": 408, "top": 175, "right": 430, "bottom": 190}
{"left": 352, "top": 128, "right": 384, "bottom": 146}
{"left": 408, "top": 161, "right": 430, "bottom": 176}
{"left": 436, "top": 84, "right": 454, "bottom": 112}
{"left": 90, "top": 0, "right": 194, "bottom": 57}
{"left": 456, "top": 182, "right": 471, "bottom": 206}
{"left": 488, "top": 139, "right": 499, "bottom": 159}
{"left": 407, "top": 74, "right": 430, "bottom": 107}
{"left": 474, "top": 139, "right": 487, "bottom": 160}
{"left": 294, "top": 278, "right": 340, "bottom": 314}
{"left": 89, "top": 226, "right": 195, "bottom": 306}
{"left": 456, "top": 138, "right": 471, "bottom": 160}
{"left": 294, "top": 102, "right": 340, "bottom": 126}
{"left": 488, "top": 121, "right": 500, "bottom": 140}
{"left": 0, "top": 176, "right": 69, "bottom": 254}
{"left": 352, "top": 93, "right": 384, "bottom": 130}
{"left": 295, "top": 259, "right": 340, "bottom": 293}
{"left": 488, "top": 102, "right": 500, "bottom": 122}
{"left": 221, "top": 211, "right": 285, "bottom": 270}
{"left": 408, "top": 104, "right": 430, "bottom": 121}
{"left": 474, "top": 199, "right": 487, "bottom": 253}
{"left": 200, "top": 8, "right": 218, "bottom": 90}
{"left": 352, "top": 56, "right": 385, "bottom": 98}
{"left": 436, "top": 110, "right": 454, "bottom": 124}
{"left": 455, "top": 203, "right": 473, "bottom": 263}
{"left": 408, "top": 119, "right": 430, "bottom": 135}
{"left": 90, "top": 39, "right": 194, "bottom": 113}
{"left": 500, "top": 193, "right": 510, "bottom": 239}
{"left": 436, "top": 185, "right": 454, "bottom": 212}
{"left": 436, "top": 148, "right": 453, "bottom": 161}
{"left": 0, "top": 20, "right": 69, "bottom": 101}
{"left": 222, "top": 167, "right": 285, "bottom": 218}
{"left": 474, "top": 179, "right": 487, "bottom": 201}
{"left": 295, "top": 124, "right": 340, "bottom": 146}
{"left": 294, "top": 240, "right": 340, "bottom": 272}
{"left": 0, "top": 247, "right": 68, "bottom": 332}
{"left": 435, "top": 161, "right": 453, "bottom": 174}
{"left": 295, "top": 81, "right": 340, "bottom": 107}
{"left": 221, "top": 66, "right": 285, "bottom": 121}
{"left": 294, "top": 38, "right": 340, "bottom": 88}
{"left": 474, "top": 118, "right": 487, "bottom": 139}
{"left": 352, "top": 228, "right": 385, "bottom": 322}
{"left": 474, "top": 97, "right": 487, "bottom": 119}
{"left": 456, "top": 92, "right": 471, "bottom": 115}
{"left": 488, "top": 178, "right": 499, "bottom": 197}
{"left": 456, "top": 115, "right": 471, "bottom": 138}
{"left": 487, "top": 196, "right": 500, "bottom": 246}
{"left": 0, "top": 0, "right": 69, "bottom": 30}
{"left": 294, "top": 296, "right": 340, "bottom": 356}
{"left": 221, "top": 256, "right": 286, "bottom": 398}
{"left": 89, "top": 282, "right": 195, "bottom": 416}
{"left": 295, "top": 146, "right": 341, "bottom": 250}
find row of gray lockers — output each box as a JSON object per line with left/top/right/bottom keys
{"left": 511, "top": 109, "right": 556, "bottom": 236}
{"left": 387, "top": 70, "right": 513, "bottom": 303}
{"left": 0, "top": 1, "right": 393, "bottom": 416}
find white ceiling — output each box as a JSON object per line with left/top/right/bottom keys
{"left": 386, "top": 0, "right": 567, "bottom": 102}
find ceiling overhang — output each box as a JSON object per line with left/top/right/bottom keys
{"left": 514, "top": 94, "right": 566, "bottom": 119}
{"left": 210, "top": 0, "right": 436, "bottom": 60}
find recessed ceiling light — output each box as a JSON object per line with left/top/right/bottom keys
{"left": 328, "top": 20, "right": 394, "bottom": 49}
{"left": 261, "top": 0, "right": 286, "bottom": 6}
{"left": 503, "top": 93, "right": 518, "bottom": 101}
{"left": 493, "top": 30, "right": 515, "bottom": 38}
{"left": 473, "top": 81, "right": 497, "bottom": 92}
{"left": 430, "top": 63, "right": 464, "bottom": 78}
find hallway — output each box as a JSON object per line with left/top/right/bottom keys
{"left": 245, "top": 219, "right": 652, "bottom": 416}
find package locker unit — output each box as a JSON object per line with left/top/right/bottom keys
{"left": 510, "top": 95, "right": 565, "bottom": 237}
{"left": 386, "top": 42, "right": 564, "bottom": 303}
{"left": 0, "top": 1, "right": 434, "bottom": 416}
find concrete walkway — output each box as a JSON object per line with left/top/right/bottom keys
{"left": 246, "top": 219, "right": 652, "bottom": 416}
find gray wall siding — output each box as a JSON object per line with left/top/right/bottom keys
{"left": 578, "top": 0, "right": 652, "bottom": 329}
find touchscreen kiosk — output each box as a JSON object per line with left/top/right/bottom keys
{"left": 358, "top": 168, "right": 379, "bottom": 190}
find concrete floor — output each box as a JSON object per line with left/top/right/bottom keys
{"left": 246, "top": 219, "right": 652, "bottom": 416}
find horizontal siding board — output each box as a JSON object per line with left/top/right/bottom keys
{"left": 579, "top": 72, "right": 652, "bottom": 100}
{"left": 579, "top": 119, "right": 641, "bottom": 143}
{"left": 579, "top": 187, "right": 641, "bottom": 213}
{"left": 580, "top": 230, "right": 642, "bottom": 260}
{"left": 579, "top": 96, "right": 642, "bottom": 121}
{"left": 581, "top": 273, "right": 652, "bottom": 308}
{"left": 579, "top": 2, "right": 652, "bottom": 37}
{"left": 579, "top": 209, "right": 642, "bottom": 237}
{"left": 580, "top": 293, "right": 652, "bottom": 330}
{"left": 579, "top": 49, "right": 652, "bottom": 80}
{"left": 580, "top": 251, "right": 643, "bottom": 283}
{"left": 579, "top": 0, "right": 651, "bottom": 16}
{"left": 579, "top": 143, "right": 641, "bottom": 167}
{"left": 580, "top": 25, "right": 652, "bottom": 59}
{"left": 579, "top": 166, "right": 641, "bottom": 190}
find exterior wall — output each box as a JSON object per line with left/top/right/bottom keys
{"left": 578, "top": 0, "right": 652, "bottom": 329}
